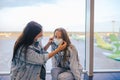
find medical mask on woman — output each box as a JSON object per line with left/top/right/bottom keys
{"left": 54, "top": 38, "right": 63, "bottom": 45}
{"left": 36, "top": 37, "right": 43, "bottom": 48}
{"left": 37, "top": 36, "right": 43, "bottom": 42}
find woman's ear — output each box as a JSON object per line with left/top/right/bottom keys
{"left": 34, "top": 37, "right": 37, "bottom": 42}
{"left": 34, "top": 32, "right": 43, "bottom": 42}
{"left": 34, "top": 35, "right": 39, "bottom": 42}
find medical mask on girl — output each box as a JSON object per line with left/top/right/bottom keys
{"left": 54, "top": 38, "right": 63, "bottom": 45}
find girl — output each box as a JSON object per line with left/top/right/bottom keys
{"left": 10, "top": 21, "right": 67, "bottom": 80}
{"left": 51, "top": 28, "right": 83, "bottom": 80}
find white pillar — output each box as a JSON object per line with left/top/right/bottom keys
{"left": 85, "top": 0, "right": 94, "bottom": 76}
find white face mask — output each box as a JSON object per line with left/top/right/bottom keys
{"left": 37, "top": 36, "right": 43, "bottom": 42}
{"left": 54, "top": 38, "right": 63, "bottom": 45}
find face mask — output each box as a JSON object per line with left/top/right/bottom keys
{"left": 37, "top": 36, "right": 43, "bottom": 42}
{"left": 54, "top": 38, "right": 63, "bottom": 45}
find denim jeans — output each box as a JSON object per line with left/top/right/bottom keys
{"left": 51, "top": 67, "right": 74, "bottom": 80}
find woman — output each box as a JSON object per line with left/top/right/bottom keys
{"left": 51, "top": 28, "right": 83, "bottom": 80}
{"left": 10, "top": 21, "right": 67, "bottom": 80}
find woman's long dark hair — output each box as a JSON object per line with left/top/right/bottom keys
{"left": 54, "top": 28, "right": 71, "bottom": 62}
{"left": 12, "top": 21, "right": 42, "bottom": 61}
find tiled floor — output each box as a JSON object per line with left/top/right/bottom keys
{"left": 84, "top": 72, "right": 120, "bottom": 80}
{"left": 0, "top": 73, "right": 52, "bottom": 80}
{"left": 0, "top": 72, "right": 120, "bottom": 80}
{"left": 92, "top": 72, "right": 120, "bottom": 80}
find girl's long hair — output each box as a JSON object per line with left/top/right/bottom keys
{"left": 12, "top": 21, "right": 42, "bottom": 61}
{"left": 54, "top": 28, "right": 71, "bottom": 62}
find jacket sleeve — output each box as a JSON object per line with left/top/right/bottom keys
{"left": 26, "top": 47, "right": 49, "bottom": 65}
{"left": 69, "top": 45, "right": 82, "bottom": 80}
{"left": 51, "top": 43, "right": 58, "bottom": 67}
{"left": 52, "top": 56, "right": 57, "bottom": 67}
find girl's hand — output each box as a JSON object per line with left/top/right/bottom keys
{"left": 48, "top": 37, "right": 54, "bottom": 44}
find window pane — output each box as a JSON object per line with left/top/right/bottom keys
{"left": 94, "top": 0, "right": 120, "bottom": 70}
{"left": 0, "top": 0, "right": 85, "bottom": 73}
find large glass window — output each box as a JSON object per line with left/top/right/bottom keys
{"left": 0, "top": 0, "right": 85, "bottom": 74}
{"left": 94, "top": 0, "right": 120, "bottom": 71}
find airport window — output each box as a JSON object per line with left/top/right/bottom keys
{"left": 0, "top": 0, "right": 85, "bottom": 74}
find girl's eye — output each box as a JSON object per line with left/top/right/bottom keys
{"left": 54, "top": 35, "right": 62, "bottom": 39}
{"left": 54, "top": 36, "right": 57, "bottom": 38}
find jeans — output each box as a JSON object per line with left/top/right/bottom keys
{"left": 51, "top": 67, "right": 74, "bottom": 80}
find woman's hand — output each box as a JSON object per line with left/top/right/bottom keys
{"left": 57, "top": 41, "right": 67, "bottom": 51}
{"left": 48, "top": 41, "right": 67, "bottom": 58}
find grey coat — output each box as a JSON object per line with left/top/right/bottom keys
{"left": 51, "top": 43, "right": 83, "bottom": 80}
{"left": 10, "top": 43, "right": 48, "bottom": 80}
